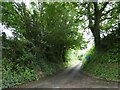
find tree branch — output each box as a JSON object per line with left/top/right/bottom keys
{"left": 93, "top": 2, "right": 99, "bottom": 12}
{"left": 102, "top": 7, "right": 116, "bottom": 16}
{"left": 87, "top": 3, "right": 93, "bottom": 26}
{"left": 100, "top": 17, "right": 113, "bottom": 22}
{"left": 100, "top": 2, "right": 109, "bottom": 12}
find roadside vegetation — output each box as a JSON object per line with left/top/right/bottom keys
{"left": 82, "top": 29, "right": 120, "bottom": 81}
{"left": 1, "top": 1, "right": 120, "bottom": 89}
{"left": 1, "top": 2, "right": 85, "bottom": 89}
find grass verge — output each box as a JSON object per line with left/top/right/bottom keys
{"left": 82, "top": 46, "right": 119, "bottom": 81}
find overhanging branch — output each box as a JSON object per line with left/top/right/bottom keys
{"left": 102, "top": 7, "right": 116, "bottom": 16}
{"left": 100, "top": 17, "right": 113, "bottom": 22}
{"left": 87, "top": 3, "right": 93, "bottom": 26}
{"left": 100, "top": 2, "right": 109, "bottom": 13}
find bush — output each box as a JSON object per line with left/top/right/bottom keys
{"left": 82, "top": 45, "right": 119, "bottom": 81}
{"left": 2, "top": 58, "right": 36, "bottom": 89}
{"left": 2, "top": 56, "right": 68, "bottom": 89}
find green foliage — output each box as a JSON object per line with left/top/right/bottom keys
{"left": 2, "top": 58, "right": 36, "bottom": 88}
{"left": 2, "top": 2, "right": 85, "bottom": 88}
{"left": 83, "top": 62, "right": 118, "bottom": 80}
{"left": 65, "top": 49, "right": 79, "bottom": 61}
{"left": 85, "top": 46, "right": 95, "bottom": 56}
{"left": 82, "top": 31, "right": 120, "bottom": 81}
{"left": 2, "top": 56, "right": 68, "bottom": 89}
{"left": 76, "top": 2, "right": 119, "bottom": 51}
{"left": 78, "top": 54, "right": 84, "bottom": 60}
{"left": 38, "top": 60, "right": 67, "bottom": 77}
{"left": 2, "top": 2, "right": 85, "bottom": 63}
{"left": 1, "top": 2, "right": 120, "bottom": 89}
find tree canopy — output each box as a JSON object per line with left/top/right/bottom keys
{"left": 1, "top": 1, "right": 120, "bottom": 89}
{"left": 2, "top": 2, "right": 86, "bottom": 63}
{"left": 75, "top": 2, "right": 119, "bottom": 51}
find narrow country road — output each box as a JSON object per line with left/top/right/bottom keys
{"left": 16, "top": 61, "right": 118, "bottom": 88}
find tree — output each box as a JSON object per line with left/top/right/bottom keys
{"left": 2, "top": 2, "right": 85, "bottom": 63}
{"left": 40, "top": 2, "right": 85, "bottom": 62}
{"left": 76, "top": 2, "right": 119, "bottom": 52}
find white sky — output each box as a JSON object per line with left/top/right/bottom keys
{"left": 13, "top": 0, "right": 36, "bottom": 9}
{"left": 0, "top": 23, "right": 13, "bottom": 37}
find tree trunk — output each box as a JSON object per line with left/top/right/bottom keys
{"left": 93, "top": 2, "right": 101, "bottom": 51}
{"left": 87, "top": 3, "right": 101, "bottom": 52}
{"left": 90, "top": 26, "right": 101, "bottom": 52}
{"left": 94, "top": 31, "right": 101, "bottom": 51}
